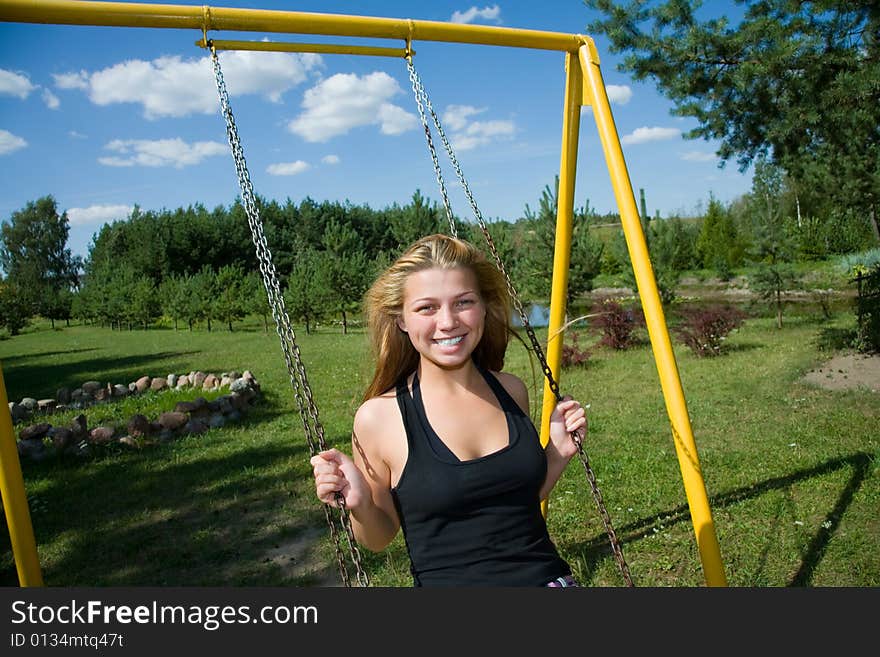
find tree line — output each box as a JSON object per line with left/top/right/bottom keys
{"left": 1, "top": 156, "right": 877, "bottom": 337}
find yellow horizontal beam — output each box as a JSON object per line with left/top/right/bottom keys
{"left": 0, "top": 0, "right": 585, "bottom": 52}
{"left": 196, "top": 38, "right": 411, "bottom": 58}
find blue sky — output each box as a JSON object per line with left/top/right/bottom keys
{"left": 0, "top": 0, "right": 754, "bottom": 260}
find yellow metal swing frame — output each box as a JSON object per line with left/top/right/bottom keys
{"left": 0, "top": 0, "right": 727, "bottom": 587}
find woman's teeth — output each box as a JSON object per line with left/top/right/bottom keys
{"left": 436, "top": 336, "right": 464, "bottom": 346}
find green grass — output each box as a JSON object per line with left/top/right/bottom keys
{"left": 1, "top": 309, "right": 877, "bottom": 587}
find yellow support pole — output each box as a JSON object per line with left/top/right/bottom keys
{"left": 0, "top": 362, "right": 44, "bottom": 586}
{"left": 539, "top": 51, "right": 582, "bottom": 517}
{"left": 578, "top": 40, "right": 726, "bottom": 586}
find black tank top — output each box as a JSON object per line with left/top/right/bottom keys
{"left": 390, "top": 362, "right": 571, "bottom": 586}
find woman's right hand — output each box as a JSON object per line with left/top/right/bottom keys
{"left": 310, "top": 448, "right": 369, "bottom": 510}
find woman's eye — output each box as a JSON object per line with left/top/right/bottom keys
{"left": 457, "top": 299, "right": 474, "bottom": 307}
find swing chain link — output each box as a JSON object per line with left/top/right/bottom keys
{"left": 407, "top": 54, "right": 634, "bottom": 586}
{"left": 210, "top": 46, "right": 369, "bottom": 588}
{"left": 406, "top": 56, "right": 457, "bottom": 238}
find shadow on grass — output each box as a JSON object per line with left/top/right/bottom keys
{"left": 564, "top": 451, "right": 873, "bottom": 587}
{"left": 0, "top": 434, "right": 324, "bottom": 587}
{"left": 1, "top": 347, "right": 99, "bottom": 363}
{"left": 0, "top": 396, "right": 352, "bottom": 587}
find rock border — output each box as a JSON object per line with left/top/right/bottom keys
{"left": 13, "top": 371, "right": 262, "bottom": 462}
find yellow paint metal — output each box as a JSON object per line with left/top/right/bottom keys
{"left": 0, "top": 363, "right": 44, "bottom": 586}
{"left": 578, "top": 42, "right": 727, "bottom": 586}
{"left": 196, "top": 38, "right": 410, "bottom": 58}
{"left": 539, "top": 51, "right": 582, "bottom": 518}
{"left": 0, "top": 0, "right": 584, "bottom": 52}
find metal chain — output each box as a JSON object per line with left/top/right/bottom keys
{"left": 407, "top": 55, "right": 633, "bottom": 586}
{"left": 406, "top": 54, "right": 457, "bottom": 238}
{"left": 210, "top": 45, "right": 369, "bottom": 587}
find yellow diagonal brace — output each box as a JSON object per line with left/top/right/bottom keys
{"left": 0, "top": 362, "right": 43, "bottom": 586}
{"left": 578, "top": 40, "right": 727, "bottom": 586}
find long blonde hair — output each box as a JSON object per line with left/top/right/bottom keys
{"left": 362, "top": 233, "right": 512, "bottom": 401}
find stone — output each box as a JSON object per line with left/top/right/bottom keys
{"left": 202, "top": 374, "right": 218, "bottom": 390}
{"left": 127, "top": 414, "right": 151, "bottom": 438}
{"left": 135, "top": 376, "right": 151, "bottom": 393}
{"left": 50, "top": 427, "right": 74, "bottom": 451}
{"left": 17, "top": 438, "right": 48, "bottom": 461}
{"left": 20, "top": 397, "right": 38, "bottom": 411}
{"left": 112, "top": 384, "right": 129, "bottom": 397}
{"left": 157, "top": 411, "right": 188, "bottom": 431}
{"left": 56, "top": 387, "right": 72, "bottom": 404}
{"left": 19, "top": 423, "right": 51, "bottom": 441}
{"left": 176, "top": 374, "right": 190, "bottom": 388}
{"left": 118, "top": 436, "right": 140, "bottom": 449}
{"left": 37, "top": 399, "right": 57, "bottom": 413}
{"left": 150, "top": 378, "right": 167, "bottom": 392}
{"left": 167, "top": 374, "right": 178, "bottom": 388}
{"left": 230, "top": 378, "right": 250, "bottom": 393}
{"left": 69, "top": 415, "right": 88, "bottom": 440}
{"left": 174, "top": 400, "right": 199, "bottom": 414}
{"left": 88, "top": 426, "right": 116, "bottom": 444}
{"left": 81, "top": 381, "right": 103, "bottom": 395}
{"left": 184, "top": 418, "right": 209, "bottom": 435}
{"left": 10, "top": 402, "right": 29, "bottom": 423}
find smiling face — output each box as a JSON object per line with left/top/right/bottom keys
{"left": 397, "top": 266, "right": 486, "bottom": 371}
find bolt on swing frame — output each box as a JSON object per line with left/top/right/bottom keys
{"left": 0, "top": 0, "right": 727, "bottom": 587}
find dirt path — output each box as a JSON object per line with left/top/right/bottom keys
{"left": 802, "top": 352, "right": 880, "bottom": 393}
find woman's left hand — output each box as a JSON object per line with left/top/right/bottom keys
{"left": 547, "top": 395, "right": 587, "bottom": 461}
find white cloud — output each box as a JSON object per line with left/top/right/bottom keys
{"left": 98, "top": 138, "right": 227, "bottom": 168}
{"left": 453, "top": 119, "right": 516, "bottom": 151}
{"left": 0, "top": 129, "right": 27, "bottom": 155}
{"left": 0, "top": 69, "right": 36, "bottom": 99}
{"left": 53, "top": 71, "right": 89, "bottom": 90}
{"left": 681, "top": 150, "right": 717, "bottom": 162}
{"left": 42, "top": 89, "right": 60, "bottom": 109}
{"left": 451, "top": 5, "right": 501, "bottom": 24}
{"left": 66, "top": 204, "right": 133, "bottom": 227}
{"left": 322, "top": 154, "right": 340, "bottom": 165}
{"left": 440, "top": 104, "right": 515, "bottom": 151}
{"left": 621, "top": 126, "right": 681, "bottom": 145}
{"left": 59, "top": 51, "right": 321, "bottom": 120}
{"left": 443, "top": 105, "right": 485, "bottom": 131}
{"left": 288, "top": 72, "right": 417, "bottom": 142}
{"left": 606, "top": 85, "right": 633, "bottom": 105}
{"left": 267, "top": 160, "right": 310, "bottom": 176}
{"left": 69, "top": 131, "right": 87, "bottom": 139}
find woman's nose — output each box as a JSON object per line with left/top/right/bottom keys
{"left": 437, "top": 305, "right": 458, "bottom": 329}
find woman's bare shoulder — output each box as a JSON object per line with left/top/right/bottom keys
{"left": 490, "top": 370, "right": 530, "bottom": 414}
{"left": 353, "top": 389, "right": 400, "bottom": 442}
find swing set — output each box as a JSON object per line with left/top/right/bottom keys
{"left": 0, "top": 0, "right": 727, "bottom": 587}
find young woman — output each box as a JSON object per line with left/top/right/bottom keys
{"left": 311, "top": 234, "right": 586, "bottom": 586}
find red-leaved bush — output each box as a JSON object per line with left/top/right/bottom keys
{"left": 592, "top": 298, "right": 644, "bottom": 350}
{"left": 561, "top": 332, "right": 591, "bottom": 368}
{"left": 674, "top": 304, "right": 747, "bottom": 357}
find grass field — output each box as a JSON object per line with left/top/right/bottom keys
{"left": 1, "top": 299, "right": 877, "bottom": 587}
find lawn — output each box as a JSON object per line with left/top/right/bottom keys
{"left": 1, "top": 303, "right": 877, "bottom": 587}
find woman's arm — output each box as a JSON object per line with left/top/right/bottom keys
{"left": 310, "top": 399, "right": 401, "bottom": 552}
